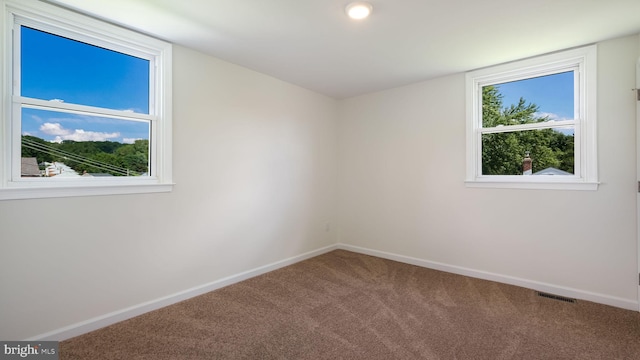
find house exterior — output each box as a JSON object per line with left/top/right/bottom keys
{"left": 20, "top": 157, "right": 41, "bottom": 177}
{"left": 534, "top": 167, "right": 573, "bottom": 176}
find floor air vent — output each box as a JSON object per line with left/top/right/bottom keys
{"left": 537, "top": 291, "right": 577, "bottom": 303}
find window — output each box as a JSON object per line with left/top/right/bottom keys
{"left": 465, "top": 45, "right": 597, "bottom": 190}
{"left": 1, "top": 0, "right": 173, "bottom": 200}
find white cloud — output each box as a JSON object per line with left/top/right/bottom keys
{"left": 534, "top": 112, "right": 570, "bottom": 121}
{"left": 122, "top": 137, "right": 142, "bottom": 144}
{"left": 40, "top": 123, "right": 71, "bottom": 136}
{"left": 41, "top": 123, "right": 120, "bottom": 143}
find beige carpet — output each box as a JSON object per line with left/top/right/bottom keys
{"left": 60, "top": 250, "right": 640, "bottom": 359}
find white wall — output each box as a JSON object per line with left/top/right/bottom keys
{"left": 337, "top": 35, "right": 639, "bottom": 308}
{"left": 0, "top": 45, "right": 338, "bottom": 340}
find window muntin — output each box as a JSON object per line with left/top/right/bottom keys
{"left": 1, "top": 0, "right": 173, "bottom": 200}
{"left": 465, "top": 45, "right": 597, "bottom": 190}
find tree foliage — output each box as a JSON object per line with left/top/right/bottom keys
{"left": 481, "top": 85, "right": 574, "bottom": 175}
{"left": 21, "top": 136, "right": 149, "bottom": 176}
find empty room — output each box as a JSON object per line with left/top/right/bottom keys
{"left": 1, "top": 0, "right": 639, "bottom": 358}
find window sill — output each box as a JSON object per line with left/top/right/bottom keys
{"left": 0, "top": 182, "right": 174, "bottom": 200}
{"left": 465, "top": 179, "right": 599, "bottom": 191}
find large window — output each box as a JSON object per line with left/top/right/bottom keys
{"left": 1, "top": 0, "right": 173, "bottom": 200}
{"left": 465, "top": 45, "right": 598, "bottom": 190}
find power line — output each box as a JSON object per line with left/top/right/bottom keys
{"left": 23, "top": 138, "right": 129, "bottom": 175}
{"left": 22, "top": 137, "right": 142, "bottom": 176}
{"left": 23, "top": 138, "right": 135, "bottom": 175}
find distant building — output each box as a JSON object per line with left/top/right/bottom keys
{"left": 44, "top": 162, "right": 81, "bottom": 177}
{"left": 21, "top": 157, "right": 41, "bottom": 177}
{"left": 534, "top": 167, "right": 572, "bottom": 176}
{"left": 522, "top": 152, "right": 572, "bottom": 176}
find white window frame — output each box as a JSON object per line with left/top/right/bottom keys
{"left": 465, "top": 45, "right": 598, "bottom": 190}
{"left": 0, "top": 0, "right": 173, "bottom": 200}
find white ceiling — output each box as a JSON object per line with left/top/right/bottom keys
{"left": 49, "top": 0, "right": 640, "bottom": 99}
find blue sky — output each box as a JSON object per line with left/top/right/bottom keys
{"left": 21, "top": 26, "right": 150, "bottom": 143}
{"left": 496, "top": 71, "right": 574, "bottom": 121}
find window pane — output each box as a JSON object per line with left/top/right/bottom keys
{"left": 21, "top": 26, "right": 150, "bottom": 113}
{"left": 482, "top": 71, "right": 574, "bottom": 128}
{"left": 481, "top": 128, "right": 574, "bottom": 176}
{"left": 21, "top": 108, "right": 150, "bottom": 177}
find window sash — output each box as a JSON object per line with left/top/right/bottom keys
{"left": 478, "top": 68, "right": 580, "bottom": 131}
{"left": 15, "top": 97, "right": 157, "bottom": 123}
{"left": 12, "top": 16, "right": 158, "bottom": 114}
{"left": 478, "top": 126, "right": 576, "bottom": 176}
{"left": 10, "top": 11, "right": 159, "bottom": 183}
{"left": 13, "top": 106, "right": 155, "bottom": 182}
{"left": 476, "top": 126, "right": 582, "bottom": 179}
{"left": 479, "top": 119, "right": 576, "bottom": 134}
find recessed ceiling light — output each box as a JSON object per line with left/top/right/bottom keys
{"left": 346, "top": 2, "right": 373, "bottom": 20}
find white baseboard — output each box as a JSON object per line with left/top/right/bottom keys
{"left": 338, "top": 243, "right": 639, "bottom": 312}
{"left": 27, "top": 244, "right": 339, "bottom": 341}
{"left": 27, "top": 242, "right": 637, "bottom": 341}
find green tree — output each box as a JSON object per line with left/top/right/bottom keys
{"left": 21, "top": 135, "right": 56, "bottom": 165}
{"left": 115, "top": 139, "right": 149, "bottom": 174}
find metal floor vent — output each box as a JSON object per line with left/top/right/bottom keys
{"left": 537, "top": 291, "right": 577, "bottom": 303}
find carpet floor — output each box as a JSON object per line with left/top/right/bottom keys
{"left": 60, "top": 250, "right": 640, "bottom": 359}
